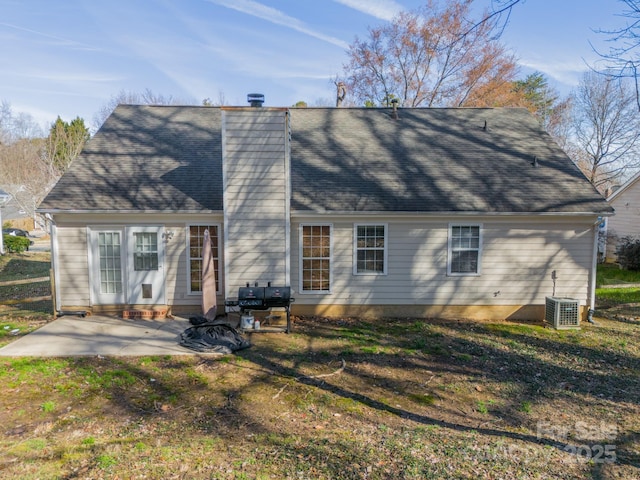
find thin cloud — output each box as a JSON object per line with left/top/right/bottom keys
{"left": 519, "top": 57, "right": 591, "bottom": 89}
{"left": 0, "top": 21, "right": 99, "bottom": 51}
{"left": 332, "top": 0, "right": 404, "bottom": 21}
{"left": 205, "top": 0, "right": 349, "bottom": 49}
{"left": 16, "top": 71, "right": 124, "bottom": 84}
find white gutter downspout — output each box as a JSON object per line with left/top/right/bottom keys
{"left": 587, "top": 217, "right": 601, "bottom": 324}
{"left": 284, "top": 109, "right": 291, "bottom": 288}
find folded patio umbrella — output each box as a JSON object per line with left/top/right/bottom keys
{"left": 179, "top": 323, "right": 251, "bottom": 353}
{"left": 201, "top": 229, "right": 217, "bottom": 320}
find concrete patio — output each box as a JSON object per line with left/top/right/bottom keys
{"left": 0, "top": 315, "right": 199, "bottom": 356}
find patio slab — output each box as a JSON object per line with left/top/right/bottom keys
{"left": 0, "top": 315, "right": 200, "bottom": 357}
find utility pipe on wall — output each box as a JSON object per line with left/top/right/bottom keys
{"left": 587, "top": 217, "right": 602, "bottom": 324}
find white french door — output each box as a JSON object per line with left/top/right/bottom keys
{"left": 126, "top": 226, "right": 165, "bottom": 305}
{"left": 90, "top": 228, "right": 126, "bottom": 305}
{"left": 89, "top": 226, "right": 165, "bottom": 306}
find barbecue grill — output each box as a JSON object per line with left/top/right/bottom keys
{"left": 226, "top": 282, "right": 293, "bottom": 333}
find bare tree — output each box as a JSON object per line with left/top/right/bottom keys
{"left": 0, "top": 103, "right": 89, "bottom": 224}
{"left": 462, "top": 0, "right": 523, "bottom": 38}
{"left": 569, "top": 71, "right": 640, "bottom": 192}
{"left": 341, "top": 0, "right": 519, "bottom": 108}
{"left": 0, "top": 102, "right": 50, "bottom": 221}
{"left": 0, "top": 101, "right": 13, "bottom": 144}
{"left": 545, "top": 95, "right": 574, "bottom": 153}
{"left": 92, "top": 88, "right": 195, "bottom": 132}
{"left": 202, "top": 90, "right": 229, "bottom": 107}
{"left": 311, "top": 97, "right": 336, "bottom": 107}
{"left": 593, "top": 0, "right": 640, "bottom": 110}
{"left": 0, "top": 137, "right": 55, "bottom": 224}
{"left": 0, "top": 101, "right": 44, "bottom": 144}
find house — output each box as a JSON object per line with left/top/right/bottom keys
{"left": 605, "top": 171, "right": 640, "bottom": 262}
{"left": 38, "top": 102, "right": 613, "bottom": 321}
{"left": 0, "top": 189, "right": 37, "bottom": 233}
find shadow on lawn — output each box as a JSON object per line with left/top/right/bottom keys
{"left": 12, "top": 316, "right": 636, "bottom": 478}
{"left": 238, "top": 317, "right": 640, "bottom": 474}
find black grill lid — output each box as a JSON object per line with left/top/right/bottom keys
{"left": 238, "top": 287, "right": 265, "bottom": 300}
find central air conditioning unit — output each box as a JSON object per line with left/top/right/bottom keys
{"left": 545, "top": 297, "right": 580, "bottom": 329}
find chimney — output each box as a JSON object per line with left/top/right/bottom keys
{"left": 247, "top": 93, "right": 265, "bottom": 107}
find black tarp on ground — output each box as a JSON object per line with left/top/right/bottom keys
{"left": 179, "top": 317, "right": 251, "bottom": 353}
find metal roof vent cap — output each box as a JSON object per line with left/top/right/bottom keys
{"left": 391, "top": 98, "right": 399, "bottom": 119}
{"left": 247, "top": 93, "right": 265, "bottom": 107}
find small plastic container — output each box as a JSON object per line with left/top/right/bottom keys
{"left": 240, "top": 314, "right": 254, "bottom": 329}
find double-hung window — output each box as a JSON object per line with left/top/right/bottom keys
{"left": 448, "top": 224, "right": 482, "bottom": 275}
{"left": 354, "top": 224, "right": 387, "bottom": 275}
{"left": 300, "top": 225, "right": 332, "bottom": 292}
{"left": 188, "top": 225, "right": 220, "bottom": 293}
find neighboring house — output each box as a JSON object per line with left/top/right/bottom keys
{"left": 0, "top": 194, "right": 35, "bottom": 232}
{"left": 38, "top": 103, "right": 612, "bottom": 321}
{"left": 605, "top": 171, "right": 640, "bottom": 262}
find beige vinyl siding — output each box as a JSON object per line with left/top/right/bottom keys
{"left": 54, "top": 225, "right": 91, "bottom": 307}
{"left": 608, "top": 180, "right": 640, "bottom": 258}
{"left": 292, "top": 216, "right": 594, "bottom": 307}
{"left": 52, "top": 213, "right": 223, "bottom": 311}
{"left": 222, "top": 109, "right": 290, "bottom": 293}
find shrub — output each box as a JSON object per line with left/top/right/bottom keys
{"left": 3, "top": 235, "right": 30, "bottom": 253}
{"left": 616, "top": 236, "right": 640, "bottom": 270}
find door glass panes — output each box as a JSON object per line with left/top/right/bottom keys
{"left": 98, "top": 232, "right": 122, "bottom": 294}
{"left": 133, "top": 232, "right": 158, "bottom": 271}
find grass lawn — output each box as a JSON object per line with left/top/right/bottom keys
{"left": 596, "top": 263, "right": 640, "bottom": 309}
{"left": 0, "top": 251, "right": 51, "bottom": 282}
{"left": 0, "top": 255, "right": 639, "bottom": 478}
{"left": 596, "top": 263, "right": 640, "bottom": 286}
{"left": 0, "top": 251, "right": 52, "bottom": 344}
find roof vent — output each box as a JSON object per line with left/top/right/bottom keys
{"left": 391, "top": 98, "right": 399, "bottom": 119}
{"left": 247, "top": 93, "right": 265, "bottom": 107}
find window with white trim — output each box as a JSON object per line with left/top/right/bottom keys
{"left": 354, "top": 224, "right": 387, "bottom": 275}
{"left": 188, "top": 225, "right": 220, "bottom": 293}
{"left": 300, "top": 225, "right": 331, "bottom": 292}
{"left": 448, "top": 224, "right": 482, "bottom": 275}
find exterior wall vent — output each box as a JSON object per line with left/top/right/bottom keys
{"left": 247, "top": 93, "right": 265, "bottom": 107}
{"left": 545, "top": 297, "right": 580, "bottom": 329}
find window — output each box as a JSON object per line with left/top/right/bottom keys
{"left": 354, "top": 224, "right": 387, "bottom": 275}
{"left": 98, "top": 231, "right": 122, "bottom": 294}
{"left": 133, "top": 232, "right": 158, "bottom": 271}
{"left": 301, "top": 225, "right": 331, "bottom": 292}
{"left": 189, "top": 225, "right": 220, "bottom": 293}
{"left": 448, "top": 224, "right": 482, "bottom": 275}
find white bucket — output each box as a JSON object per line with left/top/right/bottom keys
{"left": 240, "top": 314, "right": 254, "bottom": 329}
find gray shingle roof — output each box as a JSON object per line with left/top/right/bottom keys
{"left": 289, "top": 107, "right": 611, "bottom": 214}
{"left": 40, "top": 105, "right": 612, "bottom": 215}
{"left": 40, "top": 105, "right": 223, "bottom": 212}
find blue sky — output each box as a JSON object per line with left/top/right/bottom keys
{"left": 0, "top": 0, "right": 623, "bottom": 131}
